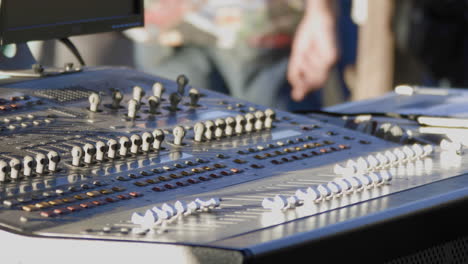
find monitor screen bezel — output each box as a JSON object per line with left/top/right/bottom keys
{"left": 0, "top": 0, "right": 144, "bottom": 45}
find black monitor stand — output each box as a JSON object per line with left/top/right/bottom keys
{"left": 0, "top": 43, "right": 82, "bottom": 81}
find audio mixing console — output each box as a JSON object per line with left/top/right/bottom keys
{"left": 1, "top": 68, "right": 468, "bottom": 263}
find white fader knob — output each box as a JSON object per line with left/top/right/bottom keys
{"left": 189, "top": 88, "right": 201, "bottom": 107}
{"left": 224, "top": 117, "right": 236, "bottom": 137}
{"left": 214, "top": 118, "right": 226, "bottom": 139}
{"left": 132, "top": 86, "right": 145, "bottom": 103}
{"left": 119, "top": 136, "right": 131, "bottom": 157}
{"left": 142, "top": 132, "right": 154, "bottom": 152}
{"left": 9, "top": 158, "right": 21, "bottom": 180}
{"left": 173, "top": 126, "right": 186, "bottom": 146}
{"left": 193, "top": 122, "right": 205, "bottom": 142}
{"left": 35, "top": 153, "right": 48, "bottom": 174}
{"left": 235, "top": 115, "right": 246, "bottom": 135}
{"left": 47, "top": 151, "right": 60, "bottom": 172}
{"left": 127, "top": 99, "right": 139, "bottom": 119}
{"left": 0, "top": 160, "right": 9, "bottom": 182}
{"left": 225, "top": 117, "right": 235, "bottom": 137}
{"left": 130, "top": 134, "right": 142, "bottom": 154}
{"left": 204, "top": 120, "right": 215, "bottom": 140}
{"left": 264, "top": 108, "right": 276, "bottom": 120}
{"left": 88, "top": 92, "right": 101, "bottom": 112}
{"left": 107, "top": 139, "right": 119, "bottom": 159}
{"left": 83, "top": 143, "right": 96, "bottom": 164}
{"left": 153, "top": 82, "right": 165, "bottom": 98}
{"left": 23, "top": 155, "right": 35, "bottom": 177}
{"left": 244, "top": 113, "right": 255, "bottom": 133}
{"left": 71, "top": 146, "right": 83, "bottom": 167}
{"left": 95, "top": 141, "right": 107, "bottom": 161}
{"left": 254, "top": 110, "right": 265, "bottom": 131}
{"left": 152, "top": 129, "right": 165, "bottom": 150}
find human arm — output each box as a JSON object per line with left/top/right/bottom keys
{"left": 287, "top": 0, "right": 338, "bottom": 102}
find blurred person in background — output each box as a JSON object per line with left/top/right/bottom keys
{"left": 128, "top": 0, "right": 339, "bottom": 111}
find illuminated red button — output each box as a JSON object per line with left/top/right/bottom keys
{"left": 320, "top": 148, "right": 330, "bottom": 153}
{"left": 79, "top": 202, "right": 95, "bottom": 209}
{"left": 66, "top": 205, "right": 82, "bottom": 212}
{"left": 116, "top": 194, "right": 131, "bottom": 200}
{"left": 339, "top": 144, "right": 350, "bottom": 149}
{"left": 92, "top": 200, "right": 106, "bottom": 206}
{"left": 40, "top": 211, "right": 56, "bottom": 218}
{"left": 230, "top": 168, "right": 242, "bottom": 174}
{"left": 129, "top": 192, "right": 143, "bottom": 198}
{"left": 10, "top": 104, "right": 20, "bottom": 109}
{"left": 53, "top": 208, "right": 68, "bottom": 215}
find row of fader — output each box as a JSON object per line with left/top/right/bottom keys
{"left": 70, "top": 129, "right": 166, "bottom": 167}
{"left": 193, "top": 109, "right": 276, "bottom": 142}
{"left": 131, "top": 197, "right": 221, "bottom": 228}
{"left": 262, "top": 170, "right": 393, "bottom": 211}
{"left": 0, "top": 151, "right": 60, "bottom": 182}
{"left": 333, "top": 144, "right": 434, "bottom": 177}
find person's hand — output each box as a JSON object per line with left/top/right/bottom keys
{"left": 288, "top": 1, "right": 338, "bottom": 102}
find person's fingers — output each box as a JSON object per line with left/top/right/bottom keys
{"left": 289, "top": 66, "right": 310, "bottom": 102}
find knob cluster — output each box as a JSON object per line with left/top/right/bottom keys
{"left": 193, "top": 109, "right": 276, "bottom": 143}
{"left": 0, "top": 151, "right": 61, "bottom": 182}
{"left": 70, "top": 130, "right": 165, "bottom": 167}
{"left": 90, "top": 76, "right": 199, "bottom": 117}
{"left": 440, "top": 139, "right": 463, "bottom": 154}
{"left": 334, "top": 144, "right": 433, "bottom": 177}
{"left": 262, "top": 170, "right": 393, "bottom": 211}
{"left": 131, "top": 197, "right": 220, "bottom": 228}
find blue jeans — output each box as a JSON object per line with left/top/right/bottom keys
{"left": 134, "top": 42, "right": 322, "bottom": 111}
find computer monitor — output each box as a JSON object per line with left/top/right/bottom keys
{"left": 0, "top": 0, "right": 144, "bottom": 45}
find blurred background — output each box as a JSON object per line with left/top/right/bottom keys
{"left": 29, "top": 0, "right": 468, "bottom": 112}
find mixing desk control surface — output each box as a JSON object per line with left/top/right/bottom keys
{"left": 1, "top": 68, "right": 468, "bottom": 263}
